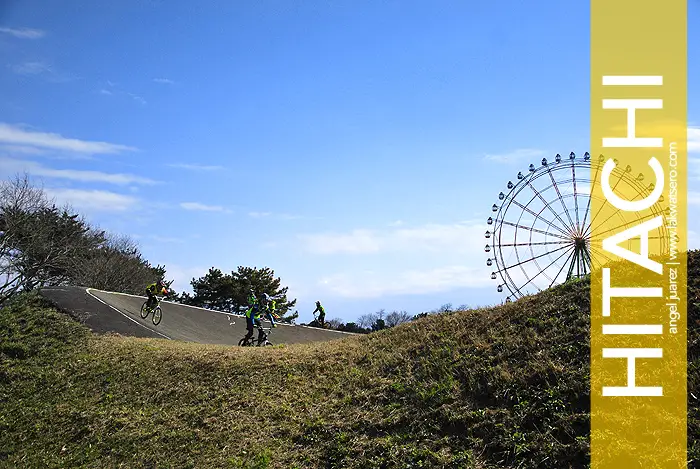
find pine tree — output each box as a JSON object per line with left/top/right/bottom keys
{"left": 185, "top": 265, "right": 296, "bottom": 314}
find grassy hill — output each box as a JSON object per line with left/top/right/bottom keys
{"left": 1, "top": 251, "right": 698, "bottom": 468}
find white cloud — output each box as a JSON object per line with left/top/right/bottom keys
{"left": 690, "top": 230, "right": 700, "bottom": 249}
{"left": 158, "top": 264, "right": 208, "bottom": 293}
{"left": 299, "top": 221, "right": 486, "bottom": 255}
{"left": 99, "top": 82, "right": 146, "bottom": 105}
{"left": 44, "top": 188, "right": 139, "bottom": 212}
{"left": 484, "top": 148, "right": 547, "bottom": 164}
{"left": 8, "top": 61, "right": 78, "bottom": 82}
{"left": 249, "top": 211, "right": 303, "bottom": 220}
{"left": 180, "top": 202, "right": 230, "bottom": 212}
{"left": 690, "top": 158, "right": 700, "bottom": 181}
{"left": 689, "top": 191, "right": 700, "bottom": 206}
{"left": 688, "top": 127, "right": 700, "bottom": 153}
{"left": 686, "top": 126, "right": 700, "bottom": 181}
{"left": 298, "top": 220, "right": 532, "bottom": 299}
{"left": 0, "top": 27, "right": 46, "bottom": 39}
{"left": 9, "top": 61, "right": 51, "bottom": 75}
{"left": 127, "top": 93, "right": 146, "bottom": 105}
{"left": 0, "top": 157, "right": 156, "bottom": 185}
{"left": 0, "top": 144, "right": 47, "bottom": 155}
{"left": 319, "top": 265, "right": 491, "bottom": 299}
{"left": 301, "top": 229, "right": 382, "bottom": 254}
{"left": 0, "top": 123, "right": 137, "bottom": 154}
{"left": 168, "top": 163, "right": 224, "bottom": 171}
{"left": 153, "top": 78, "right": 175, "bottom": 85}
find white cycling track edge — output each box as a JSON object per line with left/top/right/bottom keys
{"left": 88, "top": 288, "right": 358, "bottom": 336}
{"left": 85, "top": 288, "right": 172, "bottom": 340}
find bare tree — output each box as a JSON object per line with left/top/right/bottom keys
{"left": 357, "top": 313, "right": 375, "bottom": 329}
{"left": 70, "top": 232, "right": 163, "bottom": 294}
{"left": 0, "top": 174, "right": 100, "bottom": 302}
{"left": 0, "top": 174, "right": 169, "bottom": 303}
{"left": 326, "top": 317, "right": 344, "bottom": 330}
{"left": 385, "top": 310, "right": 411, "bottom": 327}
{"left": 432, "top": 303, "right": 453, "bottom": 314}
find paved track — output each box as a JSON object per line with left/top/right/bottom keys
{"left": 40, "top": 286, "right": 354, "bottom": 346}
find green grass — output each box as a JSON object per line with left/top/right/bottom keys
{"left": 1, "top": 250, "right": 699, "bottom": 468}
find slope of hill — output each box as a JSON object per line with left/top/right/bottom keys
{"left": 1, "top": 251, "right": 698, "bottom": 468}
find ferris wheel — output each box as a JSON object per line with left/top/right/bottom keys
{"left": 484, "top": 152, "right": 669, "bottom": 302}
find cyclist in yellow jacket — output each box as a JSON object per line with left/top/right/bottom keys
{"left": 145, "top": 280, "right": 168, "bottom": 310}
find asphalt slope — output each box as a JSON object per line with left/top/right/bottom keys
{"left": 40, "top": 286, "right": 163, "bottom": 339}
{"left": 40, "top": 286, "right": 355, "bottom": 346}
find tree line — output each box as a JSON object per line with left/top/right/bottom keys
{"left": 322, "top": 302, "right": 472, "bottom": 333}
{"left": 0, "top": 174, "right": 171, "bottom": 304}
{"left": 169, "top": 261, "right": 472, "bottom": 333}
{"left": 166, "top": 261, "right": 473, "bottom": 332}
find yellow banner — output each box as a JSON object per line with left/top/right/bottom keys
{"left": 590, "top": 0, "right": 687, "bottom": 467}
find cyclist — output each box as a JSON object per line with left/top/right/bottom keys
{"left": 247, "top": 288, "right": 257, "bottom": 307}
{"left": 312, "top": 300, "right": 326, "bottom": 327}
{"left": 258, "top": 293, "right": 278, "bottom": 327}
{"left": 266, "top": 295, "right": 279, "bottom": 328}
{"left": 146, "top": 280, "right": 168, "bottom": 310}
{"left": 243, "top": 291, "right": 271, "bottom": 345}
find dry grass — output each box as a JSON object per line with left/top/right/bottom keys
{"left": 1, "top": 250, "right": 699, "bottom": 468}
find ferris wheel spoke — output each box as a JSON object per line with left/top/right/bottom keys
{"left": 509, "top": 198, "right": 572, "bottom": 238}
{"left": 587, "top": 210, "right": 662, "bottom": 240}
{"left": 589, "top": 244, "right": 618, "bottom": 267}
{"left": 549, "top": 245, "right": 577, "bottom": 288}
{"left": 587, "top": 167, "right": 632, "bottom": 232}
{"left": 525, "top": 178, "right": 577, "bottom": 237}
{"left": 571, "top": 161, "right": 581, "bottom": 234}
{"left": 546, "top": 167, "right": 578, "bottom": 235}
{"left": 566, "top": 240, "right": 589, "bottom": 279}
{"left": 583, "top": 244, "right": 593, "bottom": 273}
{"left": 498, "top": 240, "right": 572, "bottom": 248}
{"left": 580, "top": 160, "right": 603, "bottom": 234}
{"left": 496, "top": 242, "right": 574, "bottom": 273}
{"left": 500, "top": 220, "right": 570, "bottom": 240}
{"left": 588, "top": 236, "right": 665, "bottom": 264}
{"left": 514, "top": 244, "right": 578, "bottom": 294}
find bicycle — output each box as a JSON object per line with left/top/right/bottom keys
{"left": 311, "top": 313, "right": 328, "bottom": 329}
{"left": 238, "top": 326, "right": 274, "bottom": 347}
{"left": 140, "top": 296, "right": 163, "bottom": 325}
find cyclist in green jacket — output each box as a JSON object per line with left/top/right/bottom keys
{"left": 243, "top": 290, "right": 263, "bottom": 344}
{"left": 312, "top": 300, "right": 326, "bottom": 327}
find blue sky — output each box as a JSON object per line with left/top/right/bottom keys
{"left": 1, "top": 1, "right": 699, "bottom": 323}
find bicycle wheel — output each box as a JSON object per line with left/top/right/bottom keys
{"left": 238, "top": 337, "right": 250, "bottom": 347}
{"left": 152, "top": 307, "right": 162, "bottom": 325}
{"left": 140, "top": 302, "right": 149, "bottom": 319}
